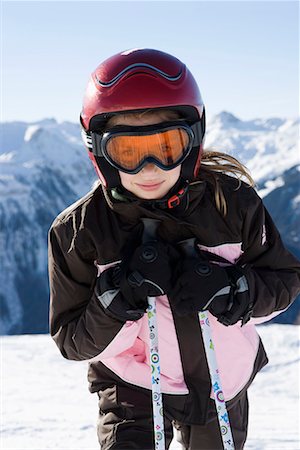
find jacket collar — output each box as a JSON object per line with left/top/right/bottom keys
{"left": 102, "top": 180, "right": 207, "bottom": 225}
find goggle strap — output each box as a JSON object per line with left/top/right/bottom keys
{"left": 191, "top": 122, "right": 203, "bottom": 147}
{"left": 81, "top": 129, "right": 93, "bottom": 150}
{"left": 91, "top": 132, "right": 103, "bottom": 157}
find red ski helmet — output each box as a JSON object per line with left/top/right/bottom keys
{"left": 80, "top": 48, "right": 206, "bottom": 188}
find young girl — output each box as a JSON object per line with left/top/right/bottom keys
{"left": 48, "top": 48, "right": 300, "bottom": 450}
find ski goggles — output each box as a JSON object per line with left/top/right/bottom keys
{"left": 90, "top": 121, "right": 196, "bottom": 174}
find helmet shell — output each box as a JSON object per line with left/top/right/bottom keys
{"left": 80, "top": 48, "right": 205, "bottom": 188}
{"left": 81, "top": 48, "right": 204, "bottom": 130}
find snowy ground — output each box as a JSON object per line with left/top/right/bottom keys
{"left": 1, "top": 325, "right": 299, "bottom": 450}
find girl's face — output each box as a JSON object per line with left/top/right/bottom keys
{"left": 107, "top": 111, "right": 181, "bottom": 200}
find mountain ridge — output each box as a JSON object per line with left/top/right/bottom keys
{"left": 1, "top": 113, "right": 299, "bottom": 334}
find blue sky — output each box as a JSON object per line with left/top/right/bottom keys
{"left": 1, "top": 1, "right": 299, "bottom": 123}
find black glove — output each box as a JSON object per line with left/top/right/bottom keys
{"left": 120, "top": 240, "right": 179, "bottom": 309}
{"left": 171, "top": 251, "right": 254, "bottom": 326}
{"left": 95, "top": 265, "right": 145, "bottom": 322}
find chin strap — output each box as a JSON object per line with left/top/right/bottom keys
{"left": 150, "top": 182, "right": 189, "bottom": 210}
{"left": 110, "top": 181, "right": 190, "bottom": 211}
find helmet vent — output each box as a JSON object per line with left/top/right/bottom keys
{"left": 95, "top": 63, "right": 183, "bottom": 87}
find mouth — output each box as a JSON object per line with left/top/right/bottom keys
{"left": 135, "top": 181, "right": 164, "bottom": 191}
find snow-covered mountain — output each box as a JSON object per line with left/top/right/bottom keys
{"left": 0, "top": 119, "right": 95, "bottom": 335}
{"left": 0, "top": 112, "right": 299, "bottom": 334}
{"left": 2, "top": 325, "right": 299, "bottom": 449}
{"left": 206, "top": 111, "right": 299, "bottom": 182}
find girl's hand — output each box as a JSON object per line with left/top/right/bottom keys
{"left": 119, "top": 241, "right": 179, "bottom": 306}
{"left": 95, "top": 265, "right": 146, "bottom": 322}
{"left": 170, "top": 253, "right": 254, "bottom": 326}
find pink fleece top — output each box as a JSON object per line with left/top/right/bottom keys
{"left": 91, "top": 242, "right": 279, "bottom": 400}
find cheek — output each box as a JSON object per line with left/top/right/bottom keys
{"left": 169, "top": 166, "right": 181, "bottom": 184}
{"left": 119, "top": 171, "right": 134, "bottom": 189}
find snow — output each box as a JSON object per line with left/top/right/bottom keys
{"left": 0, "top": 153, "right": 15, "bottom": 163}
{"left": 1, "top": 325, "right": 299, "bottom": 450}
{"left": 24, "top": 126, "right": 41, "bottom": 142}
{"left": 257, "top": 177, "right": 285, "bottom": 198}
{"left": 205, "top": 114, "right": 299, "bottom": 183}
{"left": 292, "top": 194, "right": 300, "bottom": 208}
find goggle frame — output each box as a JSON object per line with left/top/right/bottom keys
{"left": 91, "top": 121, "right": 197, "bottom": 174}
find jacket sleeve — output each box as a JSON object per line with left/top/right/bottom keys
{"left": 238, "top": 188, "right": 300, "bottom": 323}
{"left": 48, "top": 217, "right": 124, "bottom": 361}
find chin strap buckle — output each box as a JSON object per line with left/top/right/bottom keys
{"left": 167, "top": 187, "right": 187, "bottom": 209}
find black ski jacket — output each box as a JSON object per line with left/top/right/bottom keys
{"left": 48, "top": 175, "right": 300, "bottom": 424}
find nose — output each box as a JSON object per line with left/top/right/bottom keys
{"left": 141, "top": 163, "right": 159, "bottom": 173}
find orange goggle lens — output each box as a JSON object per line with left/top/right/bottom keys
{"left": 105, "top": 128, "right": 190, "bottom": 172}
